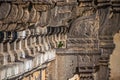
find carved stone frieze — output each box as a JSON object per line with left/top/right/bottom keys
{"left": 69, "top": 14, "right": 99, "bottom": 38}
{"left": 67, "top": 12, "right": 100, "bottom": 52}
{"left": 78, "top": 55, "right": 99, "bottom": 67}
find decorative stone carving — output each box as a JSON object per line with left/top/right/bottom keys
{"left": 16, "top": 31, "right": 26, "bottom": 59}
{"left": 38, "top": 10, "right": 50, "bottom": 27}
{"left": 4, "top": 4, "right": 18, "bottom": 23}
{"left": 98, "top": 8, "right": 120, "bottom": 36}
{"left": 15, "top": 23, "right": 28, "bottom": 31}
{"left": 6, "top": 23, "right": 17, "bottom": 31}
{"left": 21, "top": 8, "right": 29, "bottom": 23}
{"left": 34, "top": 12, "right": 40, "bottom": 24}
{"left": 16, "top": 5, "right": 24, "bottom": 22}
{"left": 0, "top": 3, "right": 11, "bottom": 20}
{"left": 69, "top": 15, "right": 99, "bottom": 38}
{"left": 48, "top": 6, "right": 73, "bottom": 27}
{"left": 28, "top": 5, "right": 37, "bottom": 23}
{"left": 34, "top": 5, "right": 50, "bottom": 11}
{"left": 0, "top": 1, "right": 69, "bottom": 80}
{"left": 68, "top": 13, "right": 99, "bottom": 52}
{"left": 0, "top": 24, "right": 8, "bottom": 31}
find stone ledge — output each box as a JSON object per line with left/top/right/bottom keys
{"left": 56, "top": 48, "right": 101, "bottom": 55}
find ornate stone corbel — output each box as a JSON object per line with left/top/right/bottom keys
{"left": 45, "top": 27, "right": 51, "bottom": 50}
{"left": 32, "top": 28, "right": 40, "bottom": 54}
{"left": 28, "top": 28, "right": 36, "bottom": 56}
{"left": 52, "top": 27, "right": 58, "bottom": 48}
{"left": 26, "top": 29, "right": 36, "bottom": 57}
{"left": 38, "top": 27, "right": 44, "bottom": 52}
{"left": 9, "top": 31, "right": 19, "bottom": 62}
{"left": 54, "top": 27, "right": 60, "bottom": 48}
{"left": 3, "top": 32, "right": 14, "bottom": 64}
{"left": 4, "top": 4, "right": 18, "bottom": 23}
{"left": 5, "top": 23, "right": 17, "bottom": 31}
{"left": 0, "top": 24, "right": 8, "bottom": 31}
{"left": 34, "top": 27, "right": 41, "bottom": 52}
{"left": 47, "top": 27, "right": 55, "bottom": 49}
{"left": 51, "top": 35, "right": 57, "bottom": 48}
{"left": 46, "top": 35, "right": 51, "bottom": 50}
{"left": 17, "top": 31, "right": 26, "bottom": 59}
{"left": 15, "top": 23, "right": 28, "bottom": 31}
{"left": 0, "top": 21, "right": 2, "bottom": 31}
{"left": 42, "top": 28, "right": 50, "bottom": 51}
{"left": 0, "top": 3, "right": 11, "bottom": 20}
{"left": 21, "top": 7, "right": 30, "bottom": 23}
{"left": 16, "top": 5, "right": 24, "bottom": 22}
{"left": 61, "top": 27, "right": 67, "bottom": 48}
{"left": 28, "top": 5, "right": 37, "bottom": 23}
{"left": 38, "top": 10, "right": 50, "bottom": 27}
{"left": 34, "top": 4, "right": 50, "bottom": 11}
{"left": 36, "top": 27, "right": 43, "bottom": 52}
{"left": 0, "top": 32, "right": 5, "bottom": 65}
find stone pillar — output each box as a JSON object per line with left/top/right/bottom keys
{"left": 0, "top": 32, "right": 4, "bottom": 65}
